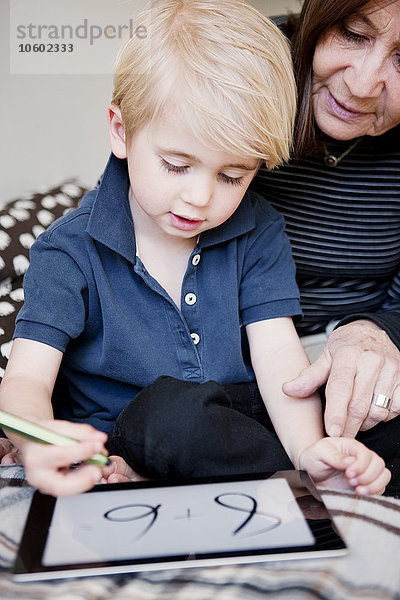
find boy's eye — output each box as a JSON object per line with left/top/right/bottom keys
{"left": 161, "top": 158, "right": 244, "bottom": 186}
{"left": 219, "top": 173, "right": 244, "bottom": 186}
{"left": 160, "top": 158, "right": 189, "bottom": 174}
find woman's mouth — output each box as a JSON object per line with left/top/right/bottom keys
{"left": 169, "top": 212, "right": 204, "bottom": 231}
{"left": 327, "top": 91, "right": 371, "bottom": 120}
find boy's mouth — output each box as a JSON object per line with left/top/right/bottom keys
{"left": 169, "top": 212, "right": 204, "bottom": 231}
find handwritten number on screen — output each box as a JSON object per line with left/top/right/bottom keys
{"left": 215, "top": 493, "right": 281, "bottom": 537}
{"left": 104, "top": 504, "right": 161, "bottom": 539}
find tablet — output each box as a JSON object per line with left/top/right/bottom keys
{"left": 13, "top": 470, "right": 347, "bottom": 581}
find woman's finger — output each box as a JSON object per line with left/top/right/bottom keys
{"left": 283, "top": 351, "right": 331, "bottom": 397}
{"left": 385, "top": 384, "right": 400, "bottom": 422}
{"left": 359, "top": 355, "right": 399, "bottom": 431}
{"left": 323, "top": 346, "right": 357, "bottom": 437}
{"left": 322, "top": 322, "right": 400, "bottom": 436}
{"left": 340, "top": 350, "right": 383, "bottom": 437}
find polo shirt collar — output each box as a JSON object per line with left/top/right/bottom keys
{"left": 86, "top": 153, "right": 137, "bottom": 263}
{"left": 86, "top": 153, "right": 256, "bottom": 261}
{"left": 199, "top": 196, "right": 255, "bottom": 248}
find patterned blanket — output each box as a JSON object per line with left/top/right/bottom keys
{"left": 1, "top": 465, "right": 399, "bottom": 600}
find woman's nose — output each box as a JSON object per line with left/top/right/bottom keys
{"left": 343, "top": 50, "right": 386, "bottom": 99}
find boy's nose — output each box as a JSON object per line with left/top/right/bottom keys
{"left": 182, "top": 181, "right": 213, "bottom": 207}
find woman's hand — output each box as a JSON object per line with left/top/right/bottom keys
{"left": 0, "top": 438, "right": 22, "bottom": 464}
{"left": 283, "top": 321, "right": 400, "bottom": 438}
{"left": 22, "top": 420, "right": 108, "bottom": 497}
{"left": 101, "top": 455, "right": 149, "bottom": 484}
{"left": 299, "top": 437, "right": 390, "bottom": 495}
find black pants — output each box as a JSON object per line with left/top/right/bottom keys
{"left": 106, "top": 376, "right": 293, "bottom": 479}
{"left": 106, "top": 376, "right": 400, "bottom": 496}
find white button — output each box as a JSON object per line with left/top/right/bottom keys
{"left": 185, "top": 293, "right": 197, "bottom": 306}
{"left": 191, "top": 333, "right": 200, "bottom": 345}
{"left": 192, "top": 254, "right": 201, "bottom": 266}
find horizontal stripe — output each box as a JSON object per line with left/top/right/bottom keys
{"left": 251, "top": 128, "right": 400, "bottom": 334}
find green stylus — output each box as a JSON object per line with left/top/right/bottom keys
{"left": 0, "top": 409, "right": 110, "bottom": 467}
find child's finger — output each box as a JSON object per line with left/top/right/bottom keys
{"left": 347, "top": 453, "right": 386, "bottom": 486}
{"left": 30, "top": 438, "right": 106, "bottom": 467}
{"left": 101, "top": 459, "right": 117, "bottom": 479}
{"left": 33, "top": 464, "right": 102, "bottom": 497}
{"left": 344, "top": 451, "right": 372, "bottom": 481}
{"left": 107, "top": 473, "right": 133, "bottom": 484}
{"left": 103, "top": 455, "right": 149, "bottom": 483}
{"left": 329, "top": 437, "right": 377, "bottom": 479}
{"left": 24, "top": 441, "right": 106, "bottom": 496}
{"left": 1, "top": 450, "right": 22, "bottom": 465}
{"left": 300, "top": 439, "right": 351, "bottom": 475}
{"left": 355, "top": 467, "right": 391, "bottom": 496}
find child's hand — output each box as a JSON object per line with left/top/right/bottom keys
{"left": 101, "top": 455, "right": 149, "bottom": 484}
{"left": 22, "top": 420, "right": 108, "bottom": 497}
{"left": 0, "top": 438, "right": 22, "bottom": 464}
{"left": 299, "top": 437, "right": 391, "bottom": 495}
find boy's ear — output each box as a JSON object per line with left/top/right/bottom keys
{"left": 108, "top": 104, "right": 127, "bottom": 159}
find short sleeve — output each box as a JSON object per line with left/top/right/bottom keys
{"left": 14, "top": 236, "right": 88, "bottom": 352}
{"left": 239, "top": 200, "right": 301, "bottom": 326}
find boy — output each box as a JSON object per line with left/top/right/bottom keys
{"left": 0, "top": 0, "right": 389, "bottom": 496}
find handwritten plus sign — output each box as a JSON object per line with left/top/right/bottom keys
{"left": 174, "top": 508, "right": 203, "bottom": 520}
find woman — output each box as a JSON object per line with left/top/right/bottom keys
{"left": 252, "top": 0, "right": 400, "bottom": 454}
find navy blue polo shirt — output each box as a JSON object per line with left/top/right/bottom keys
{"left": 15, "top": 153, "right": 301, "bottom": 433}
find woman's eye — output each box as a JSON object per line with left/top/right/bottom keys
{"left": 219, "top": 173, "right": 244, "bottom": 186}
{"left": 160, "top": 158, "right": 189, "bottom": 174}
{"left": 340, "top": 25, "right": 367, "bottom": 44}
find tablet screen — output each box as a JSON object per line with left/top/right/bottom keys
{"left": 43, "top": 477, "right": 313, "bottom": 565}
{"left": 14, "top": 471, "right": 347, "bottom": 581}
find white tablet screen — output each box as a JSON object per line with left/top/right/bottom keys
{"left": 43, "top": 477, "right": 314, "bottom": 565}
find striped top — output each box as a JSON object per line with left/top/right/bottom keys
{"left": 251, "top": 125, "right": 400, "bottom": 336}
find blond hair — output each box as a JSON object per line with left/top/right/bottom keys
{"left": 112, "top": 0, "right": 296, "bottom": 168}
